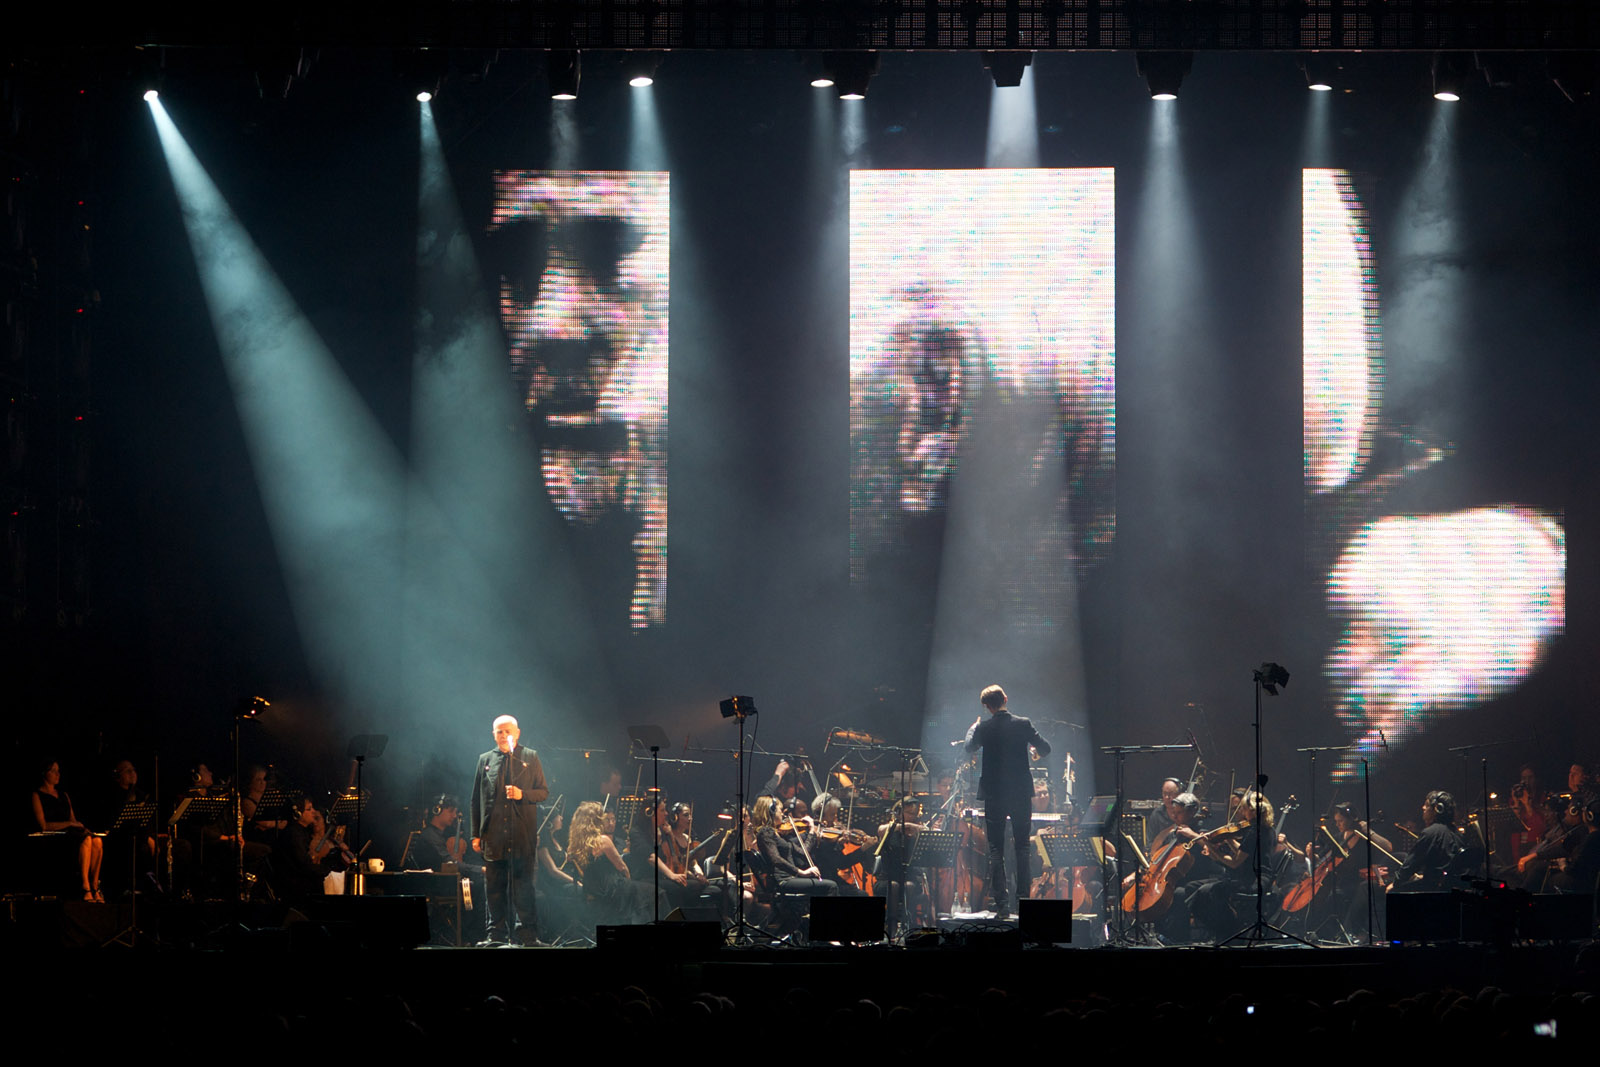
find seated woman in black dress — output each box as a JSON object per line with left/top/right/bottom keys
{"left": 750, "top": 795, "right": 836, "bottom": 933}
{"left": 566, "top": 800, "right": 655, "bottom": 924}
{"left": 31, "top": 760, "right": 104, "bottom": 901}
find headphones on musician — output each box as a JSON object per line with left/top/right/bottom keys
{"left": 1426, "top": 791, "right": 1456, "bottom": 823}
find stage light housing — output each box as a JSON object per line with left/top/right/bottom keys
{"left": 143, "top": 89, "right": 159, "bottom": 102}
{"left": 1432, "top": 53, "right": 1466, "bottom": 101}
{"left": 1136, "top": 51, "right": 1192, "bottom": 100}
{"left": 1299, "top": 54, "right": 1335, "bottom": 91}
{"left": 416, "top": 90, "right": 433, "bottom": 102}
{"left": 830, "top": 52, "right": 879, "bottom": 100}
{"left": 982, "top": 51, "right": 1033, "bottom": 89}
{"left": 549, "top": 50, "right": 581, "bottom": 100}
{"left": 625, "top": 53, "right": 660, "bottom": 88}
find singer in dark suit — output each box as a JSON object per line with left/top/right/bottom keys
{"left": 966, "top": 684, "right": 1050, "bottom": 919}
{"left": 471, "top": 715, "right": 550, "bottom": 945}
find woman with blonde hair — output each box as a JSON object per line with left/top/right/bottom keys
{"left": 566, "top": 799, "right": 654, "bottom": 924}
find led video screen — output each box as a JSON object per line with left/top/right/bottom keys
{"left": 489, "top": 171, "right": 669, "bottom": 629}
{"left": 849, "top": 168, "right": 1116, "bottom": 617}
{"left": 1303, "top": 169, "right": 1565, "bottom": 777}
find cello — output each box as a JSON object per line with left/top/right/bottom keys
{"left": 1280, "top": 820, "right": 1348, "bottom": 912}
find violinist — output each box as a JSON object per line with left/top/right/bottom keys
{"left": 810, "top": 795, "right": 873, "bottom": 898}
{"left": 749, "top": 796, "right": 836, "bottom": 932}
{"left": 872, "top": 796, "right": 931, "bottom": 927}
{"left": 1509, "top": 765, "right": 1549, "bottom": 855}
{"left": 1187, "top": 790, "right": 1276, "bottom": 940}
{"left": 1548, "top": 796, "right": 1598, "bottom": 894}
{"left": 274, "top": 796, "right": 345, "bottom": 899}
{"left": 417, "top": 794, "right": 471, "bottom": 870}
{"left": 654, "top": 801, "right": 711, "bottom": 910}
{"left": 1515, "top": 793, "right": 1586, "bottom": 890}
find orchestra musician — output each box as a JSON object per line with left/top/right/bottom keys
{"left": 654, "top": 801, "right": 711, "bottom": 910}
{"left": 31, "top": 760, "right": 104, "bottom": 901}
{"left": 1122, "top": 790, "right": 1208, "bottom": 943}
{"left": 1509, "top": 765, "right": 1549, "bottom": 855}
{"left": 1187, "top": 789, "right": 1276, "bottom": 939}
{"left": 565, "top": 799, "right": 654, "bottom": 924}
{"left": 1389, "top": 790, "right": 1464, "bottom": 893}
{"left": 1515, "top": 793, "right": 1587, "bottom": 890}
{"left": 810, "top": 795, "right": 873, "bottom": 898}
{"left": 417, "top": 794, "right": 470, "bottom": 870}
{"left": 749, "top": 795, "right": 836, "bottom": 934}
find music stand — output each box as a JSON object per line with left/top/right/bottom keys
{"left": 104, "top": 797, "right": 159, "bottom": 947}
{"left": 904, "top": 827, "right": 957, "bottom": 931}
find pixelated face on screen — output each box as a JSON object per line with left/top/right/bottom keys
{"left": 849, "top": 169, "right": 1116, "bottom": 593}
{"left": 1303, "top": 170, "right": 1565, "bottom": 775}
{"left": 490, "top": 172, "right": 668, "bottom": 628}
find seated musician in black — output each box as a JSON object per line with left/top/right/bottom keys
{"left": 416, "top": 795, "right": 473, "bottom": 870}
{"left": 1389, "top": 790, "right": 1464, "bottom": 893}
{"left": 1188, "top": 790, "right": 1276, "bottom": 939}
{"left": 1125, "top": 790, "right": 1207, "bottom": 943}
{"left": 1516, "top": 793, "right": 1586, "bottom": 891}
{"left": 808, "top": 794, "right": 871, "bottom": 899}
{"left": 1549, "top": 796, "right": 1598, "bottom": 894}
{"left": 749, "top": 795, "right": 836, "bottom": 930}
{"left": 272, "top": 796, "right": 338, "bottom": 900}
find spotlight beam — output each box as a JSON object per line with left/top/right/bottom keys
{"left": 148, "top": 97, "right": 408, "bottom": 716}
{"left": 412, "top": 102, "right": 610, "bottom": 739}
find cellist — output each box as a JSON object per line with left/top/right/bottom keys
{"left": 1121, "top": 790, "right": 1208, "bottom": 943}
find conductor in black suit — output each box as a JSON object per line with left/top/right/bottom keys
{"left": 471, "top": 714, "right": 550, "bottom": 945}
{"left": 966, "top": 684, "right": 1050, "bottom": 919}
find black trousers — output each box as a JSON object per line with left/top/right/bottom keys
{"left": 985, "top": 795, "right": 1033, "bottom": 910}
{"left": 483, "top": 848, "right": 537, "bottom": 944}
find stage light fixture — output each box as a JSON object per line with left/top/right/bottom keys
{"left": 815, "top": 53, "right": 841, "bottom": 89}
{"left": 1299, "top": 54, "right": 1335, "bottom": 92}
{"left": 143, "top": 89, "right": 159, "bottom": 102}
{"left": 1432, "top": 53, "right": 1466, "bottom": 101}
{"left": 416, "top": 90, "right": 432, "bottom": 103}
{"left": 625, "top": 54, "right": 660, "bottom": 88}
{"left": 1136, "top": 52, "right": 1193, "bottom": 100}
{"left": 832, "top": 52, "right": 879, "bottom": 100}
{"left": 549, "top": 50, "right": 581, "bottom": 100}
{"left": 982, "top": 51, "right": 1033, "bottom": 89}
{"left": 237, "top": 695, "right": 272, "bottom": 720}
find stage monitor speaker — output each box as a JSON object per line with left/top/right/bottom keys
{"left": 810, "top": 895, "right": 886, "bottom": 944}
{"left": 1521, "top": 893, "right": 1595, "bottom": 941}
{"left": 1017, "top": 898, "right": 1074, "bottom": 944}
{"left": 596, "top": 921, "right": 723, "bottom": 955}
{"left": 1385, "top": 892, "right": 1457, "bottom": 943}
{"left": 291, "top": 894, "right": 430, "bottom": 950}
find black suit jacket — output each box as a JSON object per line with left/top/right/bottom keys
{"left": 966, "top": 710, "right": 1050, "bottom": 807}
{"left": 470, "top": 745, "right": 549, "bottom": 861}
